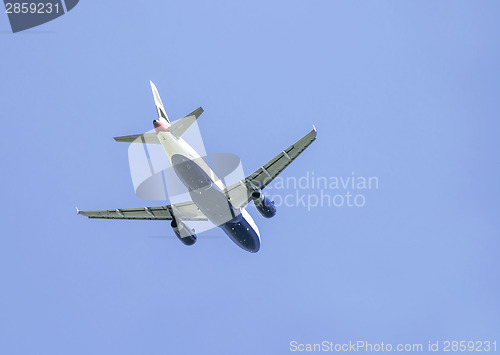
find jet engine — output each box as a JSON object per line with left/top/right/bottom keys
{"left": 251, "top": 191, "right": 276, "bottom": 218}
{"left": 171, "top": 219, "right": 197, "bottom": 245}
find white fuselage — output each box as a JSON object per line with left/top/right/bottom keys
{"left": 154, "top": 122, "right": 261, "bottom": 252}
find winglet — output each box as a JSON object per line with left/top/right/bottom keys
{"left": 76, "top": 206, "right": 80, "bottom": 215}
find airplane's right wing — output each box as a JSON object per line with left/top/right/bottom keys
{"left": 222, "top": 127, "right": 317, "bottom": 209}
{"left": 78, "top": 200, "right": 207, "bottom": 221}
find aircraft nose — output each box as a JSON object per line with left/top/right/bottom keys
{"left": 241, "top": 235, "right": 260, "bottom": 253}
{"left": 246, "top": 242, "right": 260, "bottom": 253}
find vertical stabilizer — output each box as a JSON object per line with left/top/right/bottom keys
{"left": 150, "top": 81, "right": 170, "bottom": 124}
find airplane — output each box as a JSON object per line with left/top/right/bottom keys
{"left": 77, "top": 82, "right": 317, "bottom": 253}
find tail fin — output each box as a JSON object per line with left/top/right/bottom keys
{"left": 150, "top": 81, "right": 170, "bottom": 124}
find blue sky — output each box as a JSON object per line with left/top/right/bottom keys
{"left": 1, "top": 1, "right": 499, "bottom": 354}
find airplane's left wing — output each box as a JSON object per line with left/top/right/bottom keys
{"left": 77, "top": 201, "right": 207, "bottom": 221}
{"left": 222, "top": 127, "right": 317, "bottom": 209}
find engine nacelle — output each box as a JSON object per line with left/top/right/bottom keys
{"left": 251, "top": 191, "right": 276, "bottom": 218}
{"left": 171, "top": 219, "right": 197, "bottom": 246}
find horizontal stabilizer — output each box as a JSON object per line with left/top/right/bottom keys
{"left": 114, "top": 133, "right": 160, "bottom": 144}
{"left": 169, "top": 107, "right": 204, "bottom": 138}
